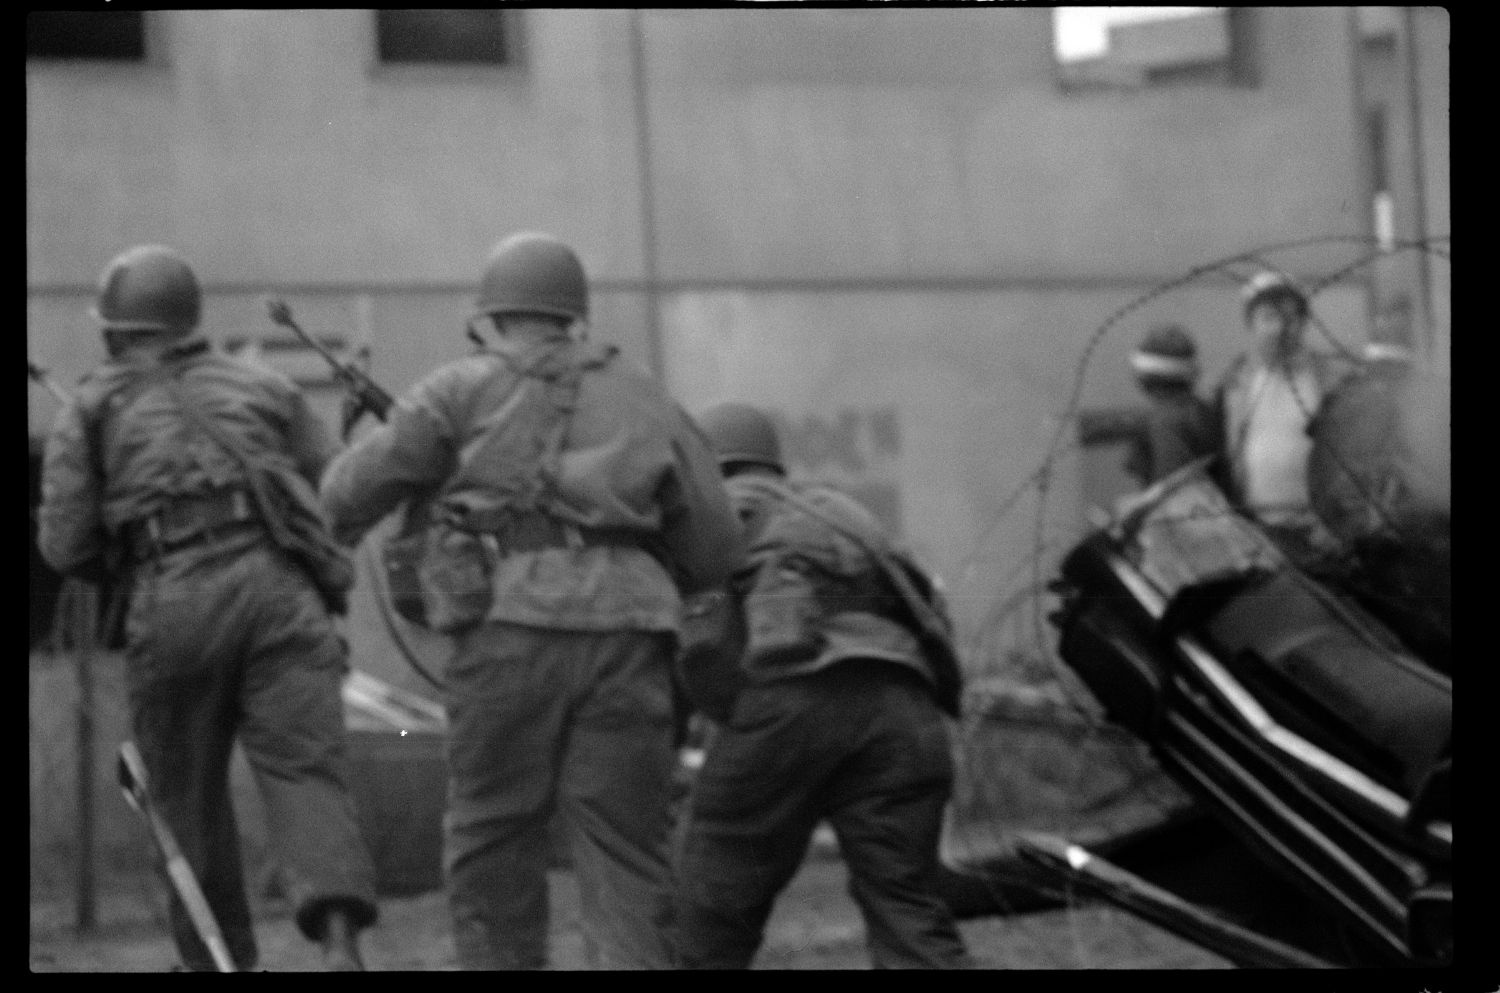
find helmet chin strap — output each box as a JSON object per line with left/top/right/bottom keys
{"left": 480, "top": 312, "right": 581, "bottom": 344}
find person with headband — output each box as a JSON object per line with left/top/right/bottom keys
{"left": 1077, "top": 322, "right": 1217, "bottom": 488}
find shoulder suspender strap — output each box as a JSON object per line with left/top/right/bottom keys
{"left": 532, "top": 345, "right": 615, "bottom": 511}
{"left": 158, "top": 375, "right": 300, "bottom": 552}
{"left": 165, "top": 375, "right": 355, "bottom": 614}
{"left": 83, "top": 363, "right": 180, "bottom": 470}
{"left": 441, "top": 341, "right": 617, "bottom": 524}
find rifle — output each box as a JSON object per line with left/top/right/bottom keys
{"left": 118, "top": 741, "right": 238, "bottom": 972}
{"left": 266, "top": 298, "right": 453, "bottom": 690}
{"left": 265, "top": 298, "right": 394, "bottom": 437}
{"left": 28, "top": 360, "right": 72, "bottom": 404}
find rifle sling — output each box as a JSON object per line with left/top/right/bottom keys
{"left": 159, "top": 375, "right": 306, "bottom": 559}
{"left": 736, "top": 475, "right": 964, "bottom": 715}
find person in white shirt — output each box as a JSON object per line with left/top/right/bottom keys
{"left": 1213, "top": 271, "right": 1353, "bottom": 564}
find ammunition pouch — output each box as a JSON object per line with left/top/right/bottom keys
{"left": 710, "top": 474, "right": 965, "bottom": 717}
{"left": 384, "top": 506, "right": 653, "bottom": 633}
{"left": 743, "top": 557, "right": 827, "bottom": 670}
{"left": 416, "top": 525, "right": 498, "bottom": 635}
{"left": 746, "top": 551, "right": 909, "bottom": 669}
{"left": 261, "top": 468, "right": 356, "bottom": 616}
{"left": 383, "top": 512, "right": 499, "bottom": 635}
{"left": 680, "top": 555, "right": 914, "bottom": 721}
{"left": 382, "top": 528, "right": 429, "bottom": 629}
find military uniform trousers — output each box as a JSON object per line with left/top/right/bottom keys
{"left": 442, "top": 622, "right": 679, "bottom": 970}
{"left": 123, "top": 536, "right": 378, "bottom": 971}
{"left": 673, "top": 661, "right": 974, "bottom": 969}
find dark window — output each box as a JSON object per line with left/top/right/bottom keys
{"left": 27, "top": 11, "right": 146, "bottom": 61}
{"left": 376, "top": 9, "right": 510, "bottom": 65}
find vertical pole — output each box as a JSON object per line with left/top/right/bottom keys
{"left": 72, "top": 582, "right": 98, "bottom": 933}
{"left": 1401, "top": 6, "right": 1434, "bottom": 354}
{"left": 354, "top": 293, "right": 375, "bottom": 368}
{"left": 627, "top": 9, "right": 667, "bottom": 386}
{"left": 1345, "top": 7, "right": 1378, "bottom": 336}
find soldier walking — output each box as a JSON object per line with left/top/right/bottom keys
{"left": 318, "top": 231, "right": 738, "bottom": 970}
{"left": 673, "top": 402, "right": 975, "bottom": 969}
{"left": 36, "top": 245, "right": 379, "bottom": 971}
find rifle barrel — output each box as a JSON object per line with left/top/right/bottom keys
{"left": 266, "top": 299, "right": 345, "bottom": 367}
{"left": 265, "top": 299, "right": 392, "bottom": 426}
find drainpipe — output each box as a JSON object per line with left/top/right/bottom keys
{"left": 1402, "top": 7, "right": 1435, "bottom": 354}
{"left": 628, "top": 10, "right": 667, "bottom": 385}
{"left": 1346, "top": 7, "right": 1377, "bottom": 337}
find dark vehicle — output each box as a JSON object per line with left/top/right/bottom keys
{"left": 1043, "top": 462, "right": 1451, "bottom": 967}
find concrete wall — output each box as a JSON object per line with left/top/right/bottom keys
{"left": 637, "top": 8, "right": 1366, "bottom": 282}
{"left": 635, "top": 7, "right": 1372, "bottom": 647}
{"left": 28, "top": 9, "right": 657, "bottom": 433}
{"left": 28, "top": 8, "right": 1419, "bottom": 687}
{"left": 26, "top": 10, "right": 647, "bottom": 284}
{"left": 28, "top": 9, "right": 1377, "bottom": 379}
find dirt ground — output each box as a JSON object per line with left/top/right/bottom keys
{"left": 29, "top": 650, "right": 1234, "bottom": 972}
{"left": 30, "top": 847, "right": 1232, "bottom": 972}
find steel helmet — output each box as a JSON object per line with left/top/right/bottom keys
{"left": 475, "top": 231, "right": 589, "bottom": 323}
{"left": 1241, "top": 270, "right": 1308, "bottom": 322}
{"left": 90, "top": 245, "right": 202, "bottom": 334}
{"left": 697, "top": 402, "right": 784, "bottom": 473}
{"left": 1130, "top": 323, "right": 1199, "bottom": 383}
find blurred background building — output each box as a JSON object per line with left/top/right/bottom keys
{"left": 27, "top": 8, "right": 1449, "bottom": 687}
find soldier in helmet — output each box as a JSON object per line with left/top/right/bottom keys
{"left": 318, "top": 231, "right": 739, "bottom": 970}
{"left": 1214, "top": 271, "right": 1354, "bottom": 563}
{"left": 1077, "top": 323, "right": 1218, "bottom": 488}
{"left": 672, "top": 402, "right": 974, "bottom": 970}
{"left": 36, "top": 245, "right": 379, "bottom": 971}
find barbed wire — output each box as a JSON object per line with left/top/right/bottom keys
{"left": 956, "top": 233, "right": 1438, "bottom": 583}
{"left": 946, "top": 234, "right": 1450, "bottom": 696}
{"left": 949, "top": 235, "right": 1452, "bottom": 915}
